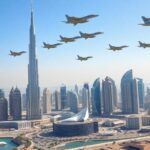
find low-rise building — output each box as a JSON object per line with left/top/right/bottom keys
{"left": 102, "top": 119, "right": 125, "bottom": 127}
{"left": 139, "top": 127, "right": 150, "bottom": 133}
{"left": 142, "top": 115, "right": 150, "bottom": 126}
{"left": 126, "top": 115, "right": 142, "bottom": 129}
{"left": 0, "top": 121, "right": 31, "bottom": 129}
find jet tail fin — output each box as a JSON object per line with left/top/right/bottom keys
{"left": 139, "top": 41, "right": 142, "bottom": 44}
{"left": 109, "top": 44, "right": 112, "bottom": 48}
{"left": 138, "top": 41, "right": 142, "bottom": 47}
{"left": 79, "top": 31, "right": 83, "bottom": 36}
{"left": 142, "top": 16, "right": 146, "bottom": 21}
{"left": 141, "top": 16, "right": 150, "bottom": 23}
{"left": 77, "top": 55, "right": 80, "bottom": 59}
{"left": 43, "top": 42, "right": 47, "bottom": 46}
{"left": 60, "top": 35, "right": 63, "bottom": 39}
{"left": 65, "top": 15, "right": 69, "bottom": 20}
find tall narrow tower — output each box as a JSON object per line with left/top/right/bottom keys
{"left": 26, "top": 6, "right": 41, "bottom": 120}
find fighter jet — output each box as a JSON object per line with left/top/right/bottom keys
{"left": 139, "top": 16, "right": 150, "bottom": 26}
{"left": 138, "top": 41, "right": 150, "bottom": 48}
{"left": 43, "top": 42, "right": 62, "bottom": 49}
{"left": 108, "top": 44, "right": 128, "bottom": 51}
{"left": 59, "top": 35, "right": 81, "bottom": 43}
{"left": 77, "top": 55, "right": 93, "bottom": 61}
{"left": 79, "top": 31, "right": 103, "bottom": 39}
{"left": 9, "top": 50, "right": 26, "bottom": 57}
{"left": 63, "top": 14, "right": 99, "bottom": 26}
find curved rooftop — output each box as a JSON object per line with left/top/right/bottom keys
{"left": 93, "top": 78, "right": 100, "bottom": 87}
{"left": 61, "top": 107, "right": 89, "bottom": 122}
{"left": 121, "top": 69, "right": 133, "bottom": 82}
{"left": 105, "top": 76, "right": 115, "bottom": 83}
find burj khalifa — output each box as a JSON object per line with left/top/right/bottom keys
{"left": 26, "top": 8, "right": 41, "bottom": 120}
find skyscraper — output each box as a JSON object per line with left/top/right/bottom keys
{"left": 121, "top": 70, "right": 140, "bottom": 114}
{"left": 111, "top": 78, "right": 118, "bottom": 108}
{"left": 137, "top": 78, "right": 144, "bottom": 108}
{"left": 83, "top": 83, "right": 91, "bottom": 112}
{"left": 42, "top": 88, "right": 51, "bottom": 114}
{"left": 60, "top": 85, "right": 67, "bottom": 110}
{"left": 54, "top": 90, "right": 61, "bottom": 111}
{"left": 121, "top": 70, "right": 133, "bottom": 114}
{"left": 9, "top": 87, "right": 22, "bottom": 120}
{"left": 145, "top": 88, "right": 150, "bottom": 110}
{"left": 26, "top": 8, "right": 41, "bottom": 120}
{"left": 68, "top": 91, "right": 78, "bottom": 113}
{"left": 132, "top": 79, "right": 140, "bottom": 114}
{"left": 0, "top": 89, "right": 5, "bottom": 98}
{"left": 22, "top": 93, "right": 26, "bottom": 111}
{"left": 74, "top": 84, "right": 79, "bottom": 96}
{"left": 82, "top": 87, "right": 89, "bottom": 108}
{"left": 102, "top": 77, "right": 115, "bottom": 115}
{"left": 9, "top": 87, "right": 14, "bottom": 116}
{"left": 0, "top": 90, "right": 8, "bottom": 121}
{"left": 91, "top": 78, "right": 102, "bottom": 116}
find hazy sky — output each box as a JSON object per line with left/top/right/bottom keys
{"left": 0, "top": 0, "right": 150, "bottom": 89}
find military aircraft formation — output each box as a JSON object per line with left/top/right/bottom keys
{"left": 41, "top": 14, "right": 101, "bottom": 61}
{"left": 9, "top": 14, "right": 150, "bottom": 61}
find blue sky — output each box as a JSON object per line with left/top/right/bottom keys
{"left": 0, "top": 0, "right": 150, "bottom": 89}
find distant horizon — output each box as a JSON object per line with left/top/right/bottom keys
{"left": 1, "top": 81, "right": 150, "bottom": 94}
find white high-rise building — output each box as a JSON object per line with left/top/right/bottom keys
{"left": 68, "top": 91, "right": 78, "bottom": 113}
{"left": 54, "top": 91, "right": 61, "bottom": 111}
{"left": 132, "top": 79, "right": 140, "bottom": 114}
{"left": 102, "top": 77, "right": 114, "bottom": 115}
{"left": 26, "top": 8, "right": 41, "bottom": 120}
{"left": 42, "top": 88, "right": 51, "bottom": 114}
{"left": 82, "top": 88, "right": 89, "bottom": 108}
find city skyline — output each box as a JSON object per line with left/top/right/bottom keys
{"left": 1, "top": 1, "right": 150, "bottom": 149}
{"left": 1, "top": 0, "right": 150, "bottom": 88}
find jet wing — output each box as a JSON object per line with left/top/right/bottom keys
{"left": 93, "top": 32, "right": 104, "bottom": 35}
{"left": 82, "top": 14, "right": 99, "bottom": 20}
{"left": 87, "top": 56, "right": 93, "bottom": 59}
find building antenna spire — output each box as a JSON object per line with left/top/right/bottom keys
{"left": 30, "top": 0, "right": 34, "bottom": 28}
{"left": 30, "top": 0, "right": 33, "bottom": 12}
